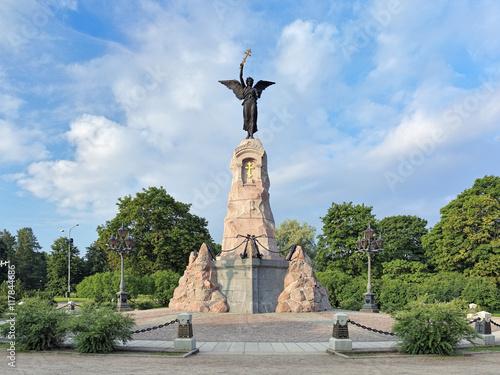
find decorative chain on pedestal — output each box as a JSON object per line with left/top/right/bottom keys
{"left": 467, "top": 317, "right": 481, "bottom": 324}
{"left": 219, "top": 237, "right": 249, "bottom": 253}
{"left": 347, "top": 319, "right": 396, "bottom": 336}
{"left": 219, "top": 237, "right": 295, "bottom": 258}
{"left": 131, "top": 318, "right": 178, "bottom": 335}
{"left": 253, "top": 237, "right": 294, "bottom": 256}
{"left": 491, "top": 319, "right": 500, "bottom": 328}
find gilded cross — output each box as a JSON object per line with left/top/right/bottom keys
{"left": 240, "top": 49, "right": 251, "bottom": 69}
{"left": 245, "top": 161, "right": 255, "bottom": 179}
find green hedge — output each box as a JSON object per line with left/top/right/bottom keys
{"left": 318, "top": 264, "right": 499, "bottom": 312}
{"left": 76, "top": 270, "right": 181, "bottom": 307}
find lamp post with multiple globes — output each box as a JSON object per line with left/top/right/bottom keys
{"left": 356, "top": 225, "right": 384, "bottom": 313}
{"left": 108, "top": 224, "right": 136, "bottom": 311}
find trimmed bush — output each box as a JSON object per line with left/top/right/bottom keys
{"left": 0, "top": 299, "right": 69, "bottom": 351}
{"left": 22, "top": 289, "right": 58, "bottom": 305}
{"left": 378, "top": 278, "right": 421, "bottom": 313}
{"left": 317, "top": 269, "right": 367, "bottom": 309}
{"left": 420, "top": 272, "right": 468, "bottom": 303}
{"left": 69, "top": 306, "right": 134, "bottom": 353}
{"left": 392, "top": 299, "right": 478, "bottom": 355}
{"left": 461, "top": 277, "right": 500, "bottom": 311}
{"left": 151, "top": 270, "right": 181, "bottom": 306}
{"left": 76, "top": 271, "right": 143, "bottom": 303}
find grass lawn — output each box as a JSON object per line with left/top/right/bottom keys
{"left": 0, "top": 343, "right": 189, "bottom": 356}
{"left": 462, "top": 345, "right": 500, "bottom": 352}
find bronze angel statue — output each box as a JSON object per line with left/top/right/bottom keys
{"left": 219, "top": 63, "right": 275, "bottom": 139}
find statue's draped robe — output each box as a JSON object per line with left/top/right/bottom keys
{"left": 242, "top": 86, "right": 258, "bottom": 136}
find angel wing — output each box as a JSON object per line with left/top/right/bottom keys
{"left": 254, "top": 80, "right": 275, "bottom": 98}
{"left": 219, "top": 80, "right": 244, "bottom": 100}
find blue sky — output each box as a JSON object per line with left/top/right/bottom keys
{"left": 1, "top": 0, "right": 499, "bottom": 256}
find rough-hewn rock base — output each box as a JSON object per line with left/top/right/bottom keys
{"left": 276, "top": 246, "right": 332, "bottom": 313}
{"left": 169, "top": 244, "right": 229, "bottom": 313}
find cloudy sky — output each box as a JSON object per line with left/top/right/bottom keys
{"left": 1, "top": 0, "right": 499, "bottom": 255}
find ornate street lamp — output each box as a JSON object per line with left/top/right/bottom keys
{"left": 356, "top": 224, "right": 384, "bottom": 313}
{"left": 108, "top": 224, "right": 136, "bottom": 311}
{"left": 61, "top": 223, "right": 79, "bottom": 303}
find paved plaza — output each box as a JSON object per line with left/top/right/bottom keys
{"left": 3, "top": 308, "right": 500, "bottom": 374}
{"left": 107, "top": 308, "right": 500, "bottom": 354}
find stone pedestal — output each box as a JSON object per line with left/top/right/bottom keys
{"left": 329, "top": 338, "right": 353, "bottom": 351}
{"left": 360, "top": 292, "right": 379, "bottom": 313}
{"left": 473, "top": 334, "right": 496, "bottom": 346}
{"left": 215, "top": 258, "right": 289, "bottom": 313}
{"left": 328, "top": 313, "right": 352, "bottom": 352}
{"left": 470, "top": 311, "right": 495, "bottom": 346}
{"left": 174, "top": 312, "right": 196, "bottom": 350}
{"left": 219, "top": 139, "right": 282, "bottom": 260}
{"left": 116, "top": 291, "right": 132, "bottom": 312}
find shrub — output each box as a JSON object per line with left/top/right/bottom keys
{"left": 392, "top": 299, "right": 478, "bottom": 355}
{"left": 0, "top": 299, "right": 69, "bottom": 351}
{"left": 378, "top": 278, "right": 421, "bottom": 313}
{"left": 151, "top": 270, "right": 181, "bottom": 306}
{"left": 316, "top": 269, "right": 367, "bottom": 309}
{"left": 419, "top": 272, "right": 467, "bottom": 302}
{"left": 461, "top": 277, "right": 500, "bottom": 311}
{"left": 129, "top": 300, "right": 160, "bottom": 310}
{"left": 69, "top": 306, "right": 134, "bottom": 353}
{"left": 22, "top": 290, "right": 58, "bottom": 305}
{"left": 76, "top": 271, "right": 143, "bottom": 303}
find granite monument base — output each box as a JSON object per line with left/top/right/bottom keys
{"left": 216, "top": 258, "right": 288, "bottom": 313}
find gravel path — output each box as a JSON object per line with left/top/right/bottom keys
{"left": 12, "top": 351, "right": 500, "bottom": 375}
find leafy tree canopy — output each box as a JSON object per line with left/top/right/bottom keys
{"left": 377, "top": 215, "right": 429, "bottom": 264}
{"left": 13, "top": 228, "right": 47, "bottom": 291}
{"left": 96, "top": 186, "right": 214, "bottom": 275}
{"left": 315, "top": 202, "right": 376, "bottom": 274}
{"left": 0, "top": 230, "right": 16, "bottom": 280}
{"left": 85, "top": 242, "right": 111, "bottom": 276}
{"left": 423, "top": 175, "right": 500, "bottom": 278}
{"left": 275, "top": 219, "right": 317, "bottom": 259}
{"left": 46, "top": 237, "right": 86, "bottom": 296}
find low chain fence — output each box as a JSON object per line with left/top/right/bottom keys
{"left": 466, "top": 317, "right": 481, "bottom": 324}
{"left": 131, "top": 318, "right": 178, "bottom": 335}
{"left": 336, "top": 313, "right": 497, "bottom": 340}
{"left": 347, "top": 319, "right": 396, "bottom": 336}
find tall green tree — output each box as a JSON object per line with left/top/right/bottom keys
{"left": 85, "top": 242, "right": 110, "bottom": 276}
{"left": 423, "top": 175, "right": 500, "bottom": 278}
{"left": 377, "top": 215, "right": 429, "bottom": 264}
{"left": 315, "top": 202, "right": 376, "bottom": 274}
{"left": 0, "top": 230, "right": 16, "bottom": 281}
{"left": 14, "top": 228, "right": 47, "bottom": 290}
{"left": 46, "top": 237, "right": 86, "bottom": 296}
{"left": 275, "top": 219, "right": 317, "bottom": 259}
{"left": 96, "top": 186, "right": 214, "bottom": 275}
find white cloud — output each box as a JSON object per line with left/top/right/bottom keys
{"left": 0, "top": 93, "right": 24, "bottom": 118}
{"left": 0, "top": 120, "right": 49, "bottom": 163}
{"left": 275, "top": 19, "right": 338, "bottom": 92}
